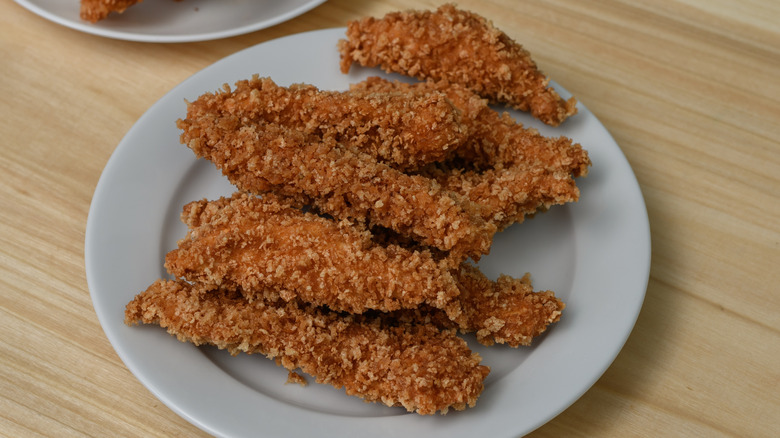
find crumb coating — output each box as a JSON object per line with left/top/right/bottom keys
{"left": 339, "top": 4, "right": 577, "bottom": 125}
{"left": 351, "top": 77, "right": 590, "bottom": 229}
{"left": 187, "top": 76, "right": 467, "bottom": 171}
{"left": 379, "top": 263, "right": 565, "bottom": 347}
{"left": 165, "top": 192, "right": 462, "bottom": 317}
{"left": 125, "top": 279, "right": 490, "bottom": 414}
{"left": 177, "top": 109, "right": 496, "bottom": 260}
{"left": 452, "top": 264, "right": 564, "bottom": 347}
{"left": 80, "top": 0, "right": 142, "bottom": 23}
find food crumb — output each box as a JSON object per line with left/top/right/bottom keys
{"left": 286, "top": 370, "right": 308, "bottom": 387}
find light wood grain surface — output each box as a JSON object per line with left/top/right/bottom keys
{"left": 1, "top": 1, "right": 778, "bottom": 436}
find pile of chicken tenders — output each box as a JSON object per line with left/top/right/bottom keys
{"left": 124, "top": 5, "right": 590, "bottom": 415}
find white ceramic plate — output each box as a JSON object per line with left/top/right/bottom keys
{"left": 14, "top": 0, "right": 326, "bottom": 42}
{"left": 85, "top": 28, "right": 650, "bottom": 438}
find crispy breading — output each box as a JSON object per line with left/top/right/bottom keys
{"left": 353, "top": 78, "right": 589, "bottom": 176}
{"left": 176, "top": 109, "right": 496, "bottom": 260}
{"left": 376, "top": 262, "right": 564, "bottom": 348}
{"left": 166, "top": 194, "right": 562, "bottom": 347}
{"left": 79, "top": 0, "right": 142, "bottom": 23}
{"left": 125, "top": 279, "right": 490, "bottom": 414}
{"left": 421, "top": 164, "right": 582, "bottom": 230}
{"left": 187, "top": 76, "right": 467, "bottom": 170}
{"left": 451, "top": 264, "right": 564, "bottom": 347}
{"left": 351, "top": 77, "right": 590, "bottom": 229}
{"left": 165, "top": 193, "right": 462, "bottom": 318}
{"left": 338, "top": 4, "right": 577, "bottom": 125}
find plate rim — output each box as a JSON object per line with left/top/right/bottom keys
{"left": 84, "top": 27, "right": 651, "bottom": 437}
{"left": 13, "top": 0, "right": 327, "bottom": 42}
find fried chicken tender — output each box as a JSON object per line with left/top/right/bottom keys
{"left": 189, "top": 76, "right": 467, "bottom": 171}
{"left": 351, "top": 77, "right": 590, "bottom": 229}
{"left": 376, "top": 261, "right": 564, "bottom": 347}
{"left": 338, "top": 4, "right": 578, "bottom": 126}
{"left": 177, "top": 108, "right": 496, "bottom": 260}
{"left": 452, "top": 264, "right": 564, "bottom": 347}
{"left": 422, "top": 165, "right": 582, "bottom": 231}
{"left": 165, "top": 193, "right": 462, "bottom": 319}
{"left": 80, "top": 0, "right": 142, "bottom": 23}
{"left": 125, "top": 279, "right": 490, "bottom": 414}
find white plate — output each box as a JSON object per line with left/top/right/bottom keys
{"left": 14, "top": 0, "right": 326, "bottom": 42}
{"left": 85, "top": 28, "right": 650, "bottom": 438}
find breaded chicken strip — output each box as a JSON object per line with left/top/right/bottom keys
{"left": 165, "top": 193, "right": 462, "bottom": 319}
{"left": 125, "top": 279, "right": 490, "bottom": 415}
{"left": 188, "top": 76, "right": 467, "bottom": 171}
{"left": 422, "top": 164, "right": 583, "bottom": 230}
{"left": 351, "top": 77, "right": 590, "bottom": 229}
{"left": 80, "top": 0, "right": 142, "bottom": 23}
{"left": 177, "top": 111, "right": 496, "bottom": 260}
{"left": 338, "top": 4, "right": 577, "bottom": 126}
{"left": 376, "top": 262, "right": 564, "bottom": 348}
{"left": 451, "top": 264, "right": 564, "bottom": 347}
{"left": 354, "top": 78, "right": 589, "bottom": 176}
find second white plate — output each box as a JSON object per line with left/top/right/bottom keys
{"left": 85, "top": 28, "right": 651, "bottom": 437}
{"left": 14, "top": 0, "right": 326, "bottom": 42}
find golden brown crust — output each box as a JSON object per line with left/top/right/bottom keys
{"left": 338, "top": 4, "right": 577, "bottom": 125}
{"left": 451, "top": 265, "right": 564, "bottom": 347}
{"left": 377, "top": 263, "right": 564, "bottom": 348}
{"left": 125, "top": 279, "right": 490, "bottom": 414}
{"left": 79, "top": 0, "right": 142, "bottom": 23}
{"left": 165, "top": 193, "right": 463, "bottom": 317}
{"left": 422, "top": 164, "right": 581, "bottom": 231}
{"left": 176, "top": 101, "right": 496, "bottom": 260}
{"left": 188, "top": 76, "right": 467, "bottom": 171}
{"left": 167, "top": 194, "right": 564, "bottom": 348}
{"left": 350, "top": 77, "right": 590, "bottom": 229}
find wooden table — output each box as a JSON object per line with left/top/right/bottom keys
{"left": 2, "top": 1, "right": 778, "bottom": 436}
